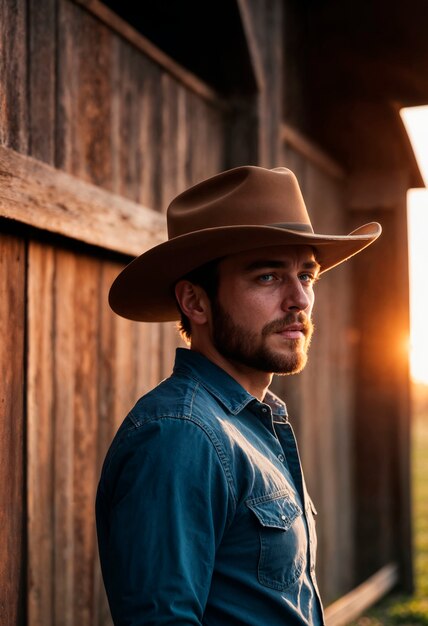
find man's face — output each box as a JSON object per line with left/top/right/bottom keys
{"left": 209, "top": 245, "right": 319, "bottom": 375}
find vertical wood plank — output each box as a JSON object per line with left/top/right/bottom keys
{"left": 110, "top": 38, "right": 143, "bottom": 202}
{"left": 0, "top": 0, "right": 29, "bottom": 152}
{"left": 136, "top": 58, "right": 163, "bottom": 212}
{"left": 350, "top": 200, "right": 412, "bottom": 588}
{"left": 27, "top": 242, "right": 55, "bottom": 626}
{"left": 246, "top": 0, "right": 283, "bottom": 167}
{"left": 71, "top": 253, "right": 100, "bottom": 626}
{"left": 0, "top": 233, "right": 26, "bottom": 626}
{"left": 57, "top": 0, "right": 114, "bottom": 188}
{"left": 28, "top": 0, "right": 57, "bottom": 163}
{"left": 53, "top": 249, "right": 76, "bottom": 626}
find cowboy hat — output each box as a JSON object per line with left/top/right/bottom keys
{"left": 109, "top": 166, "right": 381, "bottom": 322}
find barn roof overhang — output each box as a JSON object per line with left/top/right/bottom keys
{"left": 291, "top": 0, "right": 428, "bottom": 187}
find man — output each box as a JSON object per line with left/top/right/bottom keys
{"left": 96, "top": 166, "right": 381, "bottom": 625}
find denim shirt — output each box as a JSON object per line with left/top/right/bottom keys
{"left": 96, "top": 348, "right": 324, "bottom": 626}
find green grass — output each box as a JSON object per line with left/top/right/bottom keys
{"left": 350, "top": 393, "right": 428, "bottom": 626}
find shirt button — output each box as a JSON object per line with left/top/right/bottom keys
{"left": 261, "top": 407, "right": 268, "bottom": 413}
{"left": 281, "top": 514, "right": 286, "bottom": 521}
{"left": 278, "top": 453, "right": 285, "bottom": 462}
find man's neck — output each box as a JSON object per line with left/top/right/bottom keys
{"left": 189, "top": 343, "right": 273, "bottom": 402}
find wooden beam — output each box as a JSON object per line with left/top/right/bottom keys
{"left": 72, "top": 0, "right": 227, "bottom": 110}
{"left": 282, "top": 123, "right": 345, "bottom": 180}
{"left": 235, "top": 0, "right": 265, "bottom": 93}
{"left": 0, "top": 145, "right": 166, "bottom": 257}
{"left": 347, "top": 170, "right": 410, "bottom": 210}
{"left": 324, "top": 563, "right": 399, "bottom": 626}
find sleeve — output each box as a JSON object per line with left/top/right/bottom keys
{"left": 96, "top": 417, "right": 233, "bottom": 626}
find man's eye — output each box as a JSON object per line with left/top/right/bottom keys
{"left": 258, "top": 273, "right": 275, "bottom": 283}
{"left": 299, "top": 273, "right": 315, "bottom": 284}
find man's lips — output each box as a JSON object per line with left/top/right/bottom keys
{"left": 262, "top": 315, "right": 311, "bottom": 339}
{"left": 276, "top": 324, "right": 306, "bottom": 339}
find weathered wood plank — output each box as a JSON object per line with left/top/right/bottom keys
{"left": 0, "top": 233, "right": 26, "bottom": 626}
{"left": 349, "top": 199, "right": 413, "bottom": 588}
{"left": 57, "top": 0, "right": 114, "bottom": 188}
{"left": 28, "top": 0, "right": 56, "bottom": 163}
{"left": 236, "top": 0, "right": 264, "bottom": 93}
{"left": 136, "top": 57, "right": 164, "bottom": 212}
{"left": 27, "top": 242, "right": 55, "bottom": 626}
{"left": 53, "top": 249, "right": 76, "bottom": 626}
{"left": 71, "top": 253, "right": 101, "bottom": 626}
{"left": 0, "top": 144, "right": 166, "bottom": 256}
{"left": 0, "top": 0, "right": 28, "bottom": 152}
{"left": 241, "top": 0, "right": 284, "bottom": 167}
{"left": 110, "top": 39, "right": 148, "bottom": 204}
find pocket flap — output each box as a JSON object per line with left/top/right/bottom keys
{"left": 246, "top": 496, "right": 302, "bottom": 531}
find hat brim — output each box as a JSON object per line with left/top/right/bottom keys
{"left": 109, "top": 222, "right": 381, "bottom": 322}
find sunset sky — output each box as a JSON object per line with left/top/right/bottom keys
{"left": 401, "top": 106, "right": 428, "bottom": 385}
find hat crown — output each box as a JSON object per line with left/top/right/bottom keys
{"left": 167, "top": 166, "right": 313, "bottom": 239}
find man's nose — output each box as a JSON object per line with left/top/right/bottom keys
{"left": 281, "top": 280, "right": 312, "bottom": 312}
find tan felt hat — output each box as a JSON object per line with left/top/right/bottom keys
{"left": 109, "top": 166, "right": 381, "bottom": 322}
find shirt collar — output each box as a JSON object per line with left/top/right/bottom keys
{"left": 173, "top": 348, "right": 288, "bottom": 418}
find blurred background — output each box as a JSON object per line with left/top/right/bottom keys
{"left": 0, "top": 1, "right": 427, "bottom": 625}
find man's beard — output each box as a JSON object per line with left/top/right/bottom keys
{"left": 211, "top": 300, "right": 314, "bottom": 375}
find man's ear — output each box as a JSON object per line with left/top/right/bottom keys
{"left": 175, "top": 280, "right": 210, "bottom": 327}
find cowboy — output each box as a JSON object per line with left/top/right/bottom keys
{"left": 96, "top": 166, "right": 381, "bottom": 625}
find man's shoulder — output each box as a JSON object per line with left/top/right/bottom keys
{"left": 99, "top": 370, "right": 236, "bottom": 491}
{"left": 130, "top": 369, "right": 226, "bottom": 427}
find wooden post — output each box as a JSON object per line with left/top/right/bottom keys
{"left": 347, "top": 170, "right": 413, "bottom": 591}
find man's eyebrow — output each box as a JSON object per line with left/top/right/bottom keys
{"left": 243, "top": 260, "right": 287, "bottom": 271}
{"left": 302, "top": 260, "right": 321, "bottom": 274}
{"left": 243, "top": 259, "right": 321, "bottom": 273}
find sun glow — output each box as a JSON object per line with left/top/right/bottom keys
{"left": 401, "top": 106, "right": 428, "bottom": 385}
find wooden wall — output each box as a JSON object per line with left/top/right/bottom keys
{"left": 0, "top": 1, "right": 228, "bottom": 624}
{"left": 0, "top": 0, "right": 413, "bottom": 623}
{"left": 26, "top": 243, "right": 167, "bottom": 626}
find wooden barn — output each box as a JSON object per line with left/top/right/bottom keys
{"left": 1, "top": 1, "right": 427, "bottom": 624}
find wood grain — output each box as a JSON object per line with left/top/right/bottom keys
{"left": 28, "top": 0, "right": 57, "bottom": 163}
{"left": 27, "top": 242, "right": 55, "bottom": 626}
{"left": 0, "top": 144, "right": 166, "bottom": 257}
{"left": 0, "top": 0, "right": 28, "bottom": 152}
{"left": 0, "top": 234, "right": 26, "bottom": 626}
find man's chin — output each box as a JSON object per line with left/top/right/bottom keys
{"left": 270, "top": 349, "right": 308, "bottom": 375}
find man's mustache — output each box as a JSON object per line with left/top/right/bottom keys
{"left": 262, "top": 312, "right": 313, "bottom": 337}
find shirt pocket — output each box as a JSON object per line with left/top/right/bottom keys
{"left": 246, "top": 493, "right": 307, "bottom": 591}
